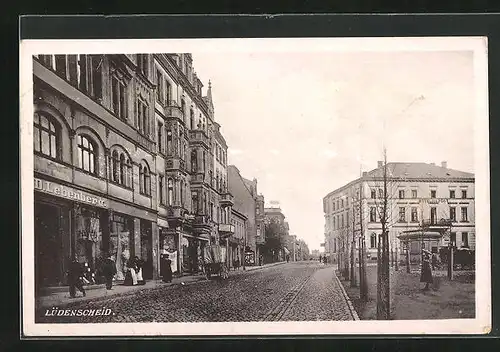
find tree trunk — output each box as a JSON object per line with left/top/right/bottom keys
{"left": 350, "top": 238, "right": 356, "bottom": 287}
{"left": 406, "top": 246, "right": 411, "bottom": 273}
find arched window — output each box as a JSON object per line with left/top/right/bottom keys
{"left": 110, "top": 148, "right": 132, "bottom": 188}
{"left": 139, "top": 162, "right": 151, "bottom": 196}
{"left": 77, "top": 135, "right": 97, "bottom": 174}
{"left": 167, "top": 178, "right": 174, "bottom": 206}
{"left": 370, "top": 233, "right": 377, "bottom": 249}
{"left": 33, "top": 112, "right": 59, "bottom": 159}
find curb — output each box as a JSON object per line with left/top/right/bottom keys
{"left": 244, "top": 261, "right": 286, "bottom": 272}
{"left": 333, "top": 272, "right": 360, "bottom": 321}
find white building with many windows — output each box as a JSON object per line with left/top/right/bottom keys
{"left": 323, "top": 161, "right": 475, "bottom": 264}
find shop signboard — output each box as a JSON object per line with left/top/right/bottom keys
{"left": 34, "top": 177, "right": 108, "bottom": 208}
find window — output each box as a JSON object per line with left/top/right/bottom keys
{"left": 166, "top": 80, "right": 172, "bottom": 105}
{"left": 370, "top": 207, "right": 376, "bottom": 222}
{"left": 157, "top": 121, "right": 163, "bottom": 153}
{"left": 370, "top": 233, "right": 377, "bottom": 248}
{"left": 180, "top": 181, "right": 185, "bottom": 207}
{"left": 399, "top": 207, "right": 406, "bottom": 222}
{"left": 191, "top": 149, "right": 198, "bottom": 172}
{"left": 77, "top": 135, "right": 97, "bottom": 174}
{"left": 139, "top": 163, "right": 151, "bottom": 196}
{"left": 77, "top": 54, "right": 87, "bottom": 92}
{"left": 449, "top": 190, "right": 455, "bottom": 199}
{"left": 333, "top": 217, "right": 336, "bottom": 229}
{"left": 411, "top": 207, "right": 418, "bottom": 222}
{"left": 55, "top": 55, "right": 66, "bottom": 78}
{"left": 341, "top": 199, "right": 344, "bottom": 208}
{"left": 430, "top": 207, "right": 437, "bottom": 224}
{"left": 332, "top": 200, "right": 336, "bottom": 211}
{"left": 411, "top": 189, "right": 417, "bottom": 198}
{"left": 166, "top": 130, "right": 172, "bottom": 156}
{"left": 190, "top": 109, "right": 195, "bottom": 130}
{"left": 346, "top": 197, "right": 349, "bottom": 207}
{"left": 112, "top": 76, "right": 127, "bottom": 120}
{"left": 167, "top": 179, "right": 174, "bottom": 205}
{"left": 67, "top": 55, "right": 78, "bottom": 87}
{"left": 461, "top": 207, "right": 468, "bottom": 222}
{"left": 156, "top": 70, "right": 164, "bottom": 103}
{"left": 110, "top": 150, "right": 131, "bottom": 188}
{"left": 450, "top": 232, "right": 456, "bottom": 246}
{"left": 33, "top": 112, "right": 59, "bottom": 159}
{"left": 137, "top": 99, "right": 149, "bottom": 136}
{"left": 337, "top": 200, "right": 340, "bottom": 209}
{"left": 192, "top": 191, "right": 198, "bottom": 214}
{"left": 399, "top": 190, "right": 405, "bottom": 199}
{"left": 346, "top": 212, "right": 350, "bottom": 225}
{"left": 371, "top": 190, "right": 376, "bottom": 199}
{"left": 90, "top": 55, "right": 103, "bottom": 100}
{"left": 181, "top": 99, "right": 186, "bottom": 120}
{"left": 462, "top": 190, "right": 467, "bottom": 199}
{"left": 462, "top": 232, "right": 469, "bottom": 248}
{"left": 430, "top": 190, "right": 436, "bottom": 198}
{"left": 450, "top": 207, "right": 456, "bottom": 222}
{"left": 137, "top": 54, "right": 148, "bottom": 76}
{"left": 341, "top": 214, "right": 344, "bottom": 228}
{"left": 158, "top": 175, "right": 164, "bottom": 205}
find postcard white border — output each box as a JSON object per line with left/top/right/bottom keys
{"left": 20, "top": 37, "right": 490, "bottom": 336}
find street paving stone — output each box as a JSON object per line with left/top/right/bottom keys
{"left": 36, "top": 262, "right": 354, "bottom": 323}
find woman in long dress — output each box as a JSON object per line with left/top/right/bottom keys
{"left": 124, "top": 256, "right": 138, "bottom": 286}
{"left": 420, "top": 249, "right": 433, "bottom": 291}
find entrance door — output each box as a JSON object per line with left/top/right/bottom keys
{"left": 140, "top": 220, "right": 153, "bottom": 280}
{"left": 35, "top": 202, "right": 63, "bottom": 290}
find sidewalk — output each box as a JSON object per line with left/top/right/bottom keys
{"left": 37, "top": 261, "right": 287, "bottom": 310}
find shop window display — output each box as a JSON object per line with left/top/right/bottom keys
{"left": 75, "top": 207, "right": 103, "bottom": 279}
{"left": 109, "top": 214, "right": 132, "bottom": 280}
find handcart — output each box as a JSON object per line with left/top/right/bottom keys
{"left": 203, "top": 244, "right": 229, "bottom": 280}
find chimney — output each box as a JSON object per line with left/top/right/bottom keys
{"left": 441, "top": 161, "right": 448, "bottom": 168}
{"left": 362, "top": 171, "right": 368, "bottom": 177}
{"left": 430, "top": 162, "right": 435, "bottom": 166}
{"left": 377, "top": 161, "right": 383, "bottom": 168}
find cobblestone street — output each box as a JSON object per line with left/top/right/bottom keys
{"left": 36, "top": 262, "right": 354, "bottom": 323}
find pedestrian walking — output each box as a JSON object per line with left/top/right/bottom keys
{"left": 67, "top": 255, "right": 86, "bottom": 298}
{"left": 102, "top": 254, "right": 117, "bottom": 290}
{"left": 322, "top": 255, "right": 327, "bottom": 265}
{"left": 319, "top": 255, "right": 322, "bottom": 264}
{"left": 161, "top": 254, "right": 173, "bottom": 283}
{"left": 420, "top": 249, "right": 433, "bottom": 291}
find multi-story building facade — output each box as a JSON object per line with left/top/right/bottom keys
{"left": 242, "top": 177, "right": 266, "bottom": 261}
{"left": 230, "top": 208, "right": 247, "bottom": 267}
{"left": 323, "top": 162, "right": 475, "bottom": 264}
{"left": 263, "top": 205, "right": 290, "bottom": 262}
{"left": 227, "top": 165, "right": 258, "bottom": 265}
{"left": 32, "top": 52, "right": 235, "bottom": 293}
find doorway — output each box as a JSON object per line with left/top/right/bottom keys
{"left": 34, "top": 202, "right": 65, "bottom": 291}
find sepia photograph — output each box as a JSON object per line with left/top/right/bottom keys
{"left": 20, "top": 37, "right": 490, "bottom": 336}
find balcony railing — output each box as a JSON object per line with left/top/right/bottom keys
{"left": 190, "top": 173, "right": 205, "bottom": 183}
{"left": 189, "top": 130, "right": 209, "bottom": 146}
{"left": 165, "top": 157, "right": 187, "bottom": 172}
{"left": 164, "top": 105, "right": 184, "bottom": 120}
{"left": 218, "top": 223, "right": 235, "bottom": 234}
{"left": 219, "top": 192, "right": 234, "bottom": 206}
{"left": 193, "top": 215, "right": 211, "bottom": 226}
{"left": 421, "top": 218, "right": 453, "bottom": 227}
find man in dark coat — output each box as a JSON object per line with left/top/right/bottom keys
{"left": 161, "top": 254, "right": 173, "bottom": 283}
{"left": 102, "top": 255, "right": 117, "bottom": 290}
{"left": 68, "top": 255, "right": 86, "bottom": 298}
{"left": 420, "top": 249, "right": 433, "bottom": 291}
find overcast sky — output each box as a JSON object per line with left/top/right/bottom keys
{"left": 192, "top": 50, "right": 475, "bottom": 251}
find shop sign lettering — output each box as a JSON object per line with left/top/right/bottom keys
{"left": 34, "top": 178, "right": 108, "bottom": 208}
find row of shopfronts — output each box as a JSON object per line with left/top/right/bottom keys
{"left": 34, "top": 175, "right": 251, "bottom": 292}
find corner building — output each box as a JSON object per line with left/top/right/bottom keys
{"left": 32, "top": 53, "right": 235, "bottom": 293}
{"left": 323, "top": 162, "right": 475, "bottom": 264}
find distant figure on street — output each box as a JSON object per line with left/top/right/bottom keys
{"left": 161, "top": 254, "right": 173, "bottom": 283}
{"left": 259, "top": 255, "right": 263, "bottom": 266}
{"left": 102, "top": 254, "right": 117, "bottom": 290}
{"left": 420, "top": 249, "right": 433, "bottom": 291}
{"left": 323, "top": 256, "right": 327, "bottom": 265}
{"left": 286, "top": 255, "right": 290, "bottom": 263}
{"left": 319, "top": 255, "right": 322, "bottom": 264}
{"left": 68, "top": 255, "right": 86, "bottom": 298}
